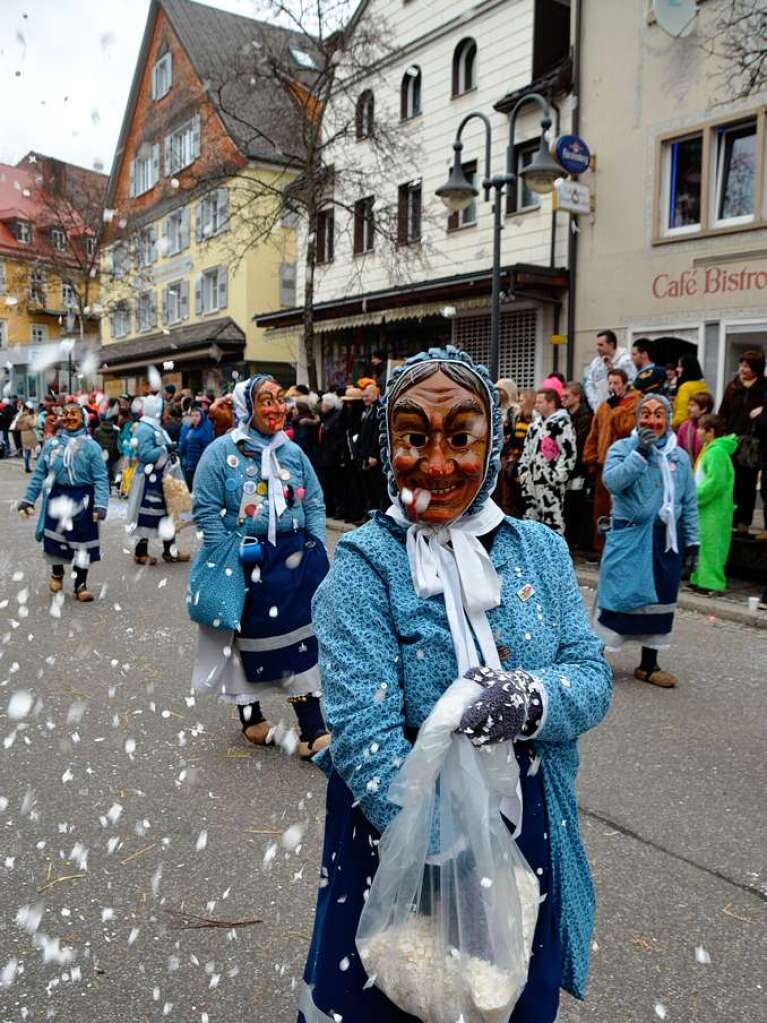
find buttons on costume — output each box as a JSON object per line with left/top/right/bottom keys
{"left": 225, "top": 478, "right": 239, "bottom": 492}
{"left": 243, "top": 481, "right": 257, "bottom": 495}
{"left": 279, "top": 469, "right": 290, "bottom": 481}
{"left": 227, "top": 454, "right": 239, "bottom": 468}
{"left": 244, "top": 503, "right": 257, "bottom": 517}
{"left": 245, "top": 465, "right": 258, "bottom": 477}
{"left": 256, "top": 482, "right": 268, "bottom": 496}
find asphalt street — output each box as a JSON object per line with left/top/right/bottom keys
{"left": 0, "top": 457, "right": 764, "bottom": 1023}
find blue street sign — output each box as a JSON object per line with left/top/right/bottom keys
{"left": 554, "top": 135, "right": 591, "bottom": 176}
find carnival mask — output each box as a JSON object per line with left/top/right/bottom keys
{"left": 638, "top": 398, "right": 667, "bottom": 437}
{"left": 60, "top": 404, "right": 84, "bottom": 433}
{"left": 251, "top": 380, "right": 287, "bottom": 435}
{"left": 389, "top": 368, "right": 490, "bottom": 526}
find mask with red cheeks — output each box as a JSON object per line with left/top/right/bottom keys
{"left": 389, "top": 369, "right": 490, "bottom": 525}
{"left": 251, "top": 380, "right": 286, "bottom": 435}
{"left": 60, "top": 405, "right": 84, "bottom": 432}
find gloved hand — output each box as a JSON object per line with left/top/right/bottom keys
{"left": 17, "top": 500, "right": 34, "bottom": 518}
{"left": 637, "top": 427, "right": 657, "bottom": 453}
{"left": 457, "top": 666, "right": 536, "bottom": 747}
{"left": 93, "top": 507, "right": 107, "bottom": 522}
{"left": 606, "top": 392, "right": 620, "bottom": 408}
{"left": 682, "top": 544, "right": 699, "bottom": 580}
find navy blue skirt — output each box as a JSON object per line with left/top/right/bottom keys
{"left": 299, "top": 745, "right": 561, "bottom": 1023}
{"left": 238, "top": 531, "right": 329, "bottom": 687}
{"left": 136, "top": 472, "right": 168, "bottom": 536}
{"left": 42, "top": 483, "right": 100, "bottom": 565}
{"left": 598, "top": 521, "right": 683, "bottom": 638}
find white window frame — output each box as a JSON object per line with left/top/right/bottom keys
{"left": 29, "top": 269, "right": 45, "bottom": 304}
{"left": 660, "top": 133, "right": 703, "bottom": 238}
{"left": 201, "top": 267, "right": 220, "bottom": 314}
{"left": 453, "top": 38, "right": 477, "bottom": 96}
{"left": 51, "top": 228, "right": 67, "bottom": 252}
{"left": 197, "top": 190, "right": 229, "bottom": 240}
{"left": 112, "top": 303, "right": 130, "bottom": 339}
{"left": 112, "top": 242, "right": 130, "bottom": 278}
{"left": 136, "top": 226, "right": 157, "bottom": 269}
{"left": 515, "top": 140, "right": 542, "bottom": 212}
{"left": 165, "top": 280, "right": 184, "bottom": 324}
{"left": 152, "top": 52, "right": 172, "bottom": 101}
{"left": 130, "top": 144, "right": 160, "bottom": 198}
{"left": 31, "top": 324, "right": 48, "bottom": 345}
{"left": 711, "top": 119, "right": 758, "bottom": 229}
{"left": 0, "top": 319, "right": 7, "bottom": 348}
{"left": 17, "top": 221, "right": 31, "bottom": 244}
{"left": 402, "top": 66, "right": 422, "bottom": 120}
{"left": 279, "top": 262, "right": 297, "bottom": 307}
{"left": 165, "top": 116, "right": 200, "bottom": 176}
{"left": 136, "top": 291, "right": 155, "bottom": 333}
{"left": 61, "top": 282, "right": 77, "bottom": 309}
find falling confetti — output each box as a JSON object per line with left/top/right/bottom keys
{"left": 7, "top": 691, "right": 33, "bottom": 720}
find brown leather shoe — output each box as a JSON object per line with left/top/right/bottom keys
{"left": 134, "top": 554, "right": 158, "bottom": 566}
{"left": 74, "top": 588, "right": 94, "bottom": 603}
{"left": 298, "top": 731, "right": 331, "bottom": 760}
{"left": 634, "top": 667, "right": 677, "bottom": 688}
{"left": 242, "top": 720, "right": 276, "bottom": 746}
{"left": 49, "top": 577, "right": 63, "bottom": 593}
{"left": 162, "top": 551, "right": 191, "bottom": 563}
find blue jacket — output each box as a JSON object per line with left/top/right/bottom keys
{"left": 179, "top": 417, "right": 214, "bottom": 476}
{"left": 23, "top": 430, "right": 109, "bottom": 542}
{"left": 133, "top": 419, "right": 169, "bottom": 469}
{"left": 313, "top": 515, "right": 612, "bottom": 999}
{"left": 193, "top": 431, "right": 326, "bottom": 548}
{"left": 598, "top": 434, "right": 699, "bottom": 612}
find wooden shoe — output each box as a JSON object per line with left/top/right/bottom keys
{"left": 74, "top": 588, "right": 94, "bottom": 603}
{"left": 134, "top": 554, "right": 158, "bottom": 566}
{"left": 242, "top": 720, "right": 276, "bottom": 746}
{"left": 49, "top": 576, "right": 63, "bottom": 593}
{"left": 298, "top": 731, "right": 331, "bottom": 761}
{"left": 634, "top": 667, "right": 677, "bottom": 688}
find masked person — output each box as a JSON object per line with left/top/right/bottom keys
{"left": 518, "top": 387, "right": 576, "bottom": 536}
{"left": 126, "top": 394, "right": 189, "bottom": 565}
{"left": 17, "top": 399, "right": 109, "bottom": 602}
{"left": 189, "top": 375, "right": 330, "bottom": 758}
{"left": 594, "top": 395, "right": 699, "bottom": 688}
{"left": 299, "top": 347, "right": 612, "bottom": 1023}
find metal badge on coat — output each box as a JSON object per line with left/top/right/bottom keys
{"left": 227, "top": 454, "right": 239, "bottom": 468}
{"left": 517, "top": 583, "right": 535, "bottom": 602}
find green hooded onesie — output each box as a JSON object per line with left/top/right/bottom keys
{"left": 690, "top": 433, "right": 738, "bottom": 592}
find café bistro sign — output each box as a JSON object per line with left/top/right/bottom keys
{"left": 653, "top": 264, "right": 767, "bottom": 299}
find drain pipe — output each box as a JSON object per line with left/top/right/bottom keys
{"left": 566, "top": 0, "right": 583, "bottom": 380}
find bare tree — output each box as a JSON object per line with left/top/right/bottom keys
{"left": 704, "top": 0, "right": 767, "bottom": 99}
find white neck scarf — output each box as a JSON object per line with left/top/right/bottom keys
{"left": 635, "top": 429, "right": 678, "bottom": 553}
{"left": 260, "top": 431, "right": 288, "bottom": 546}
{"left": 387, "top": 498, "right": 506, "bottom": 675}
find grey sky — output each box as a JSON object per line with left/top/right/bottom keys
{"left": 0, "top": 0, "right": 275, "bottom": 172}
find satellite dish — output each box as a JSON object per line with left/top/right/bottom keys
{"left": 653, "top": 0, "right": 698, "bottom": 38}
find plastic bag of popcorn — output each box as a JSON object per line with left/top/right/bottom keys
{"left": 357, "top": 675, "right": 539, "bottom": 1023}
{"left": 162, "top": 458, "right": 193, "bottom": 529}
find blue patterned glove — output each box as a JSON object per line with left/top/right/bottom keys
{"left": 457, "top": 666, "right": 539, "bottom": 746}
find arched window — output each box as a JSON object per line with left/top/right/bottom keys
{"left": 355, "top": 90, "right": 375, "bottom": 140}
{"left": 452, "top": 37, "right": 477, "bottom": 96}
{"left": 400, "top": 65, "right": 422, "bottom": 120}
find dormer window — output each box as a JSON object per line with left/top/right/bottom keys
{"left": 152, "top": 52, "right": 173, "bottom": 101}
{"left": 16, "top": 221, "right": 31, "bottom": 244}
{"left": 51, "top": 228, "right": 67, "bottom": 252}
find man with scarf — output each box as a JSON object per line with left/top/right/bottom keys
{"left": 594, "top": 394, "right": 699, "bottom": 688}
{"left": 189, "top": 375, "right": 330, "bottom": 759}
{"left": 126, "top": 393, "right": 189, "bottom": 565}
{"left": 17, "top": 399, "right": 109, "bottom": 602}
{"left": 299, "top": 347, "right": 612, "bottom": 1023}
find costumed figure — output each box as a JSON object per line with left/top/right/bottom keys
{"left": 689, "top": 415, "right": 737, "bottom": 595}
{"left": 594, "top": 394, "right": 699, "bottom": 687}
{"left": 300, "top": 347, "right": 612, "bottom": 1023}
{"left": 518, "top": 387, "right": 576, "bottom": 535}
{"left": 189, "top": 375, "right": 330, "bottom": 759}
{"left": 17, "top": 399, "right": 109, "bottom": 602}
{"left": 126, "top": 394, "right": 189, "bottom": 565}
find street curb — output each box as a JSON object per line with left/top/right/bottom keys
{"left": 575, "top": 566, "right": 767, "bottom": 631}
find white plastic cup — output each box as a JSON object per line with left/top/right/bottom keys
{"left": 747, "top": 596, "right": 760, "bottom": 613}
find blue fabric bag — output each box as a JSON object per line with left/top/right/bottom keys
{"left": 186, "top": 531, "right": 248, "bottom": 631}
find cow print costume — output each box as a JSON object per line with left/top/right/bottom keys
{"left": 519, "top": 408, "right": 576, "bottom": 536}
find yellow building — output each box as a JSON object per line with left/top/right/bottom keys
{"left": 98, "top": 0, "right": 309, "bottom": 396}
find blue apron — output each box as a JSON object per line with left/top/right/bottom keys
{"left": 137, "top": 472, "right": 167, "bottom": 535}
{"left": 42, "top": 483, "right": 100, "bottom": 565}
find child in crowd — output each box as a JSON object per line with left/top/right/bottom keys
{"left": 676, "top": 390, "right": 713, "bottom": 466}
{"left": 689, "top": 414, "right": 737, "bottom": 595}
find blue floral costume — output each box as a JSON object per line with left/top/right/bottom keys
{"left": 301, "top": 348, "right": 612, "bottom": 1023}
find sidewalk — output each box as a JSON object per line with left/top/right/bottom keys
{"left": 327, "top": 517, "right": 767, "bottom": 631}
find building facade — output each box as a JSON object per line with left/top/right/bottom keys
{"left": 256, "top": 0, "right": 576, "bottom": 390}
{"left": 574, "top": 0, "right": 767, "bottom": 401}
{"left": 0, "top": 154, "right": 104, "bottom": 399}
{"left": 99, "top": 0, "right": 312, "bottom": 395}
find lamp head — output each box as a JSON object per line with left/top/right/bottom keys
{"left": 436, "top": 146, "right": 478, "bottom": 214}
{"left": 519, "top": 132, "right": 563, "bottom": 195}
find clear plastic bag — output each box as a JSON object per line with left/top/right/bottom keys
{"left": 162, "top": 458, "right": 193, "bottom": 529}
{"left": 356, "top": 676, "right": 539, "bottom": 1023}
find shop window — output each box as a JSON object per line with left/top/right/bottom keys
{"left": 397, "top": 180, "right": 422, "bottom": 244}
{"left": 447, "top": 161, "right": 477, "bottom": 230}
{"left": 533, "top": 0, "right": 571, "bottom": 80}
{"left": 356, "top": 91, "right": 375, "bottom": 139}
{"left": 401, "top": 66, "right": 422, "bottom": 120}
{"left": 661, "top": 133, "right": 703, "bottom": 235}
{"left": 713, "top": 120, "right": 757, "bottom": 226}
{"left": 353, "top": 196, "right": 375, "bottom": 255}
{"left": 452, "top": 39, "right": 476, "bottom": 96}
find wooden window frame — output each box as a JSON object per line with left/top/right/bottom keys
{"left": 356, "top": 91, "right": 375, "bottom": 140}
{"left": 316, "top": 208, "right": 335, "bottom": 264}
{"left": 653, "top": 106, "right": 767, "bottom": 245}
{"left": 452, "top": 38, "right": 477, "bottom": 98}
{"left": 400, "top": 66, "right": 422, "bottom": 121}
{"left": 353, "top": 196, "right": 376, "bottom": 256}
{"left": 397, "top": 180, "right": 422, "bottom": 245}
{"left": 447, "top": 160, "right": 478, "bottom": 231}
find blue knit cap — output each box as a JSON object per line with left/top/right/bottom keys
{"left": 379, "top": 345, "right": 502, "bottom": 515}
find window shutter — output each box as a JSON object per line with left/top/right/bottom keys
{"left": 180, "top": 280, "right": 189, "bottom": 320}
{"left": 164, "top": 134, "right": 172, "bottom": 177}
{"left": 151, "top": 144, "right": 160, "bottom": 187}
{"left": 151, "top": 64, "right": 158, "bottom": 101}
{"left": 129, "top": 159, "right": 136, "bottom": 198}
{"left": 150, "top": 292, "right": 158, "bottom": 328}
{"left": 109, "top": 311, "right": 115, "bottom": 338}
{"left": 192, "top": 114, "right": 201, "bottom": 160}
{"left": 166, "top": 51, "right": 173, "bottom": 90}
{"left": 195, "top": 202, "right": 204, "bottom": 242}
{"left": 180, "top": 207, "right": 190, "bottom": 250}
{"left": 195, "top": 274, "right": 203, "bottom": 314}
{"left": 217, "top": 266, "right": 228, "bottom": 309}
{"left": 217, "top": 188, "right": 229, "bottom": 232}
{"left": 162, "top": 286, "right": 169, "bottom": 324}
{"left": 150, "top": 225, "right": 158, "bottom": 263}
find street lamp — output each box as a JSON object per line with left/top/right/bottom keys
{"left": 62, "top": 309, "right": 76, "bottom": 394}
{"left": 436, "top": 92, "right": 562, "bottom": 380}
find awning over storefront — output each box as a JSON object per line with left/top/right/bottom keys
{"left": 99, "top": 317, "right": 246, "bottom": 375}
{"left": 254, "top": 264, "right": 569, "bottom": 333}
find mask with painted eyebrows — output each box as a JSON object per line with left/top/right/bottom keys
{"left": 389, "top": 368, "right": 490, "bottom": 525}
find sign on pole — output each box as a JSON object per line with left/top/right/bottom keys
{"left": 553, "top": 179, "right": 592, "bottom": 216}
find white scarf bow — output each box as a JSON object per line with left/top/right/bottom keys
{"left": 388, "top": 499, "right": 506, "bottom": 676}
{"left": 654, "top": 430, "right": 679, "bottom": 553}
{"left": 261, "top": 431, "right": 288, "bottom": 546}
